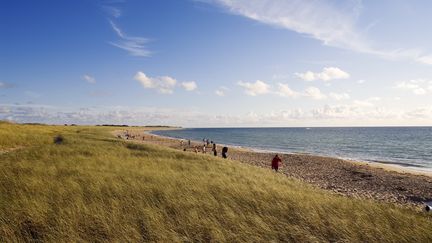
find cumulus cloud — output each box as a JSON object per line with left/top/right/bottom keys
{"left": 83, "top": 74, "right": 96, "bottom": 84}
{"left": 239, "top": 80, "right": 353, "bottom": 101}
{"left": 329, "top": 92, "right": 350, "bottom": 101}
{"left": 237, "top": 80, "right": 270, "bottom": 96}
{"left": 180, "top": 81, "right": 198, "bottom": 91}
{"left": 207, "top": 0, "right": 432, "bottom": 65}
{"left": 134, "top": 72, "right": 177, "bottom": 94}
{"left": 276, "top": 83, "right": 300, "bottom": 98}
{"left": 109, "top": 20, "right": 151, "bottom": 57}
{"left": 295, "top": 67, "right": 350, "bottom": 82}
{"left": 304, "top": 86, "right": 327, "bottom": 100}
{"left": 134, "top": 72, "right": 199, "bottom": 94}
{"left": 215, "top": 86, "right": 229, "bottom": 96}
{"left": 395, "top": 79, "right": 432, "bottom": 95}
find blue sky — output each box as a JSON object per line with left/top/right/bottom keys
{"left": 1, "top": 0, "right": 432, "bottom": 127}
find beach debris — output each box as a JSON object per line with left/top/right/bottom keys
{"left": 53, "top": 135, "right": 64, "bottom": 144}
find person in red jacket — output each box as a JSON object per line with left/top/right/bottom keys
{"left": 271, "top": 154, "right": 282, "bottom": 172}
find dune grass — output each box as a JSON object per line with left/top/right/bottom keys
{"left": 0, "top": 122, "right": 431, "bottom": 242}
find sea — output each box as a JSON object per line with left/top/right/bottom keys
{"left": 151, "top": 127, "right": 432, "bottom": 171}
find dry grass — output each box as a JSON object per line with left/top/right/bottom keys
{"left": 0, "top": 121, "right": 431, "bottom": 242}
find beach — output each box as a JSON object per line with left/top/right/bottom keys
{"left": 116, "top": 129, "right": 432, "bottom": 208}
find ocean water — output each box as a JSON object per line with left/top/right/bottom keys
{"left": 151, "top": 127, "right": 432, "bottom": 171}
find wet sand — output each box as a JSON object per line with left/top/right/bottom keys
{"left": 114, "top": 129, "right": 432, "bottom": 208}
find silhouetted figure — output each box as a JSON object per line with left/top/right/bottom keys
{"left": 188, "top": 140, "right": 191, "bottom": 146}
{"left": 222, "top": 146, "right": 228, "bottom": 159}
{"left": 271, "top": 154, "right": 282, "bottom": 172}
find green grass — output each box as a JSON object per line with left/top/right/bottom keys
{"left": 0, "top": 121, "right": 431, "bottom": 242}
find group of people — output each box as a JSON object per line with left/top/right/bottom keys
{"left": 181, "top": 138, "right": 283, "bottom": 172}
{"left": 123, "top": 130, "right": 283, "bottom": 172}
{"left": 182, "top": 138, "right": 228, "bottom": 159}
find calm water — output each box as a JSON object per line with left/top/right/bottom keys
{"left": 152, "top": 127, "right": 432, "bottom": 171}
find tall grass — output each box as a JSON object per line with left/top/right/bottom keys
{"left": 0, "top": 122, "right": 431, "bottom": 242}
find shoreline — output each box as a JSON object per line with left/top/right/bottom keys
{"left": 148, "top": 129, "right": 432, "bottom": 178}
{"left": 115, "top": 129, "right": 432, "bottom": 207}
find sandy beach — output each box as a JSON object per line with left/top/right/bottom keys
{"left": 115, "top": 129, "right": 432, "bottom": 208}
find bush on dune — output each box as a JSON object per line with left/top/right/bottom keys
{"left": 0, "top": 122, "right": 431, "bottom": 242}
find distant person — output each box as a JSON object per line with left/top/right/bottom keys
{"left": 271, "top": 154, "right": 282, "bottom": 172}
{"left": 188, "top": 140, "right": 191, "bottom": 146}
{"left": 212, "top": 143, "right": 216, "bottom": 151}
{"left": 203, "top": 144, "right": 206, "bottom": 154}
{"left": 213, "top": 149, "right": 217, "bottom": 156}
{"left": 222, "top": 146, "right": 228, "bottom": 159}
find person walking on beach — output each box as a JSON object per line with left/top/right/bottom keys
{"left": 271, "top": 154, "right": 282, "bottom": 172}
{"left": 202, "top": 144, "right": 206, "bottom": 154}
{"left": 222, "top": 146, "right": 228, "bottom": 159}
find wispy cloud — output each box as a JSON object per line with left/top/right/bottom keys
{"left": 24, "top": 91, "right": 42, "bottom": 99}
{"left": 82, "top": 74, "right": 96, "bottom": 84}
{"left": 109, "top": 20, "right": 151, "bottom": 57}
{"left": 0, "top": 81, "right": 14, "bottom": 89}
{"left": 103, "top": 6, "right": 122, "bottom": 18}
{"left": 208, "top": 0, "right": 432, "bottom": 65}
{"left": 295, "top": 67, "right": 350, "bottom": 82}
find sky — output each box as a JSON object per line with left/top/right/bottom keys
{"left": 1, "top": 0, "right": 432, "bottom": 127}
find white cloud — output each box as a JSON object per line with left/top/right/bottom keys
{"left": 103, "top": 6, "right": 122, "bottom": 18}
{"left": 357, "top": 79, "right": 366, "bottom": 84}
{"left": 208, "top": 0, "right": 432, "bottom": 65}
{"left": 276, "top": 83, "right": 300, "bottom": 98}
{"left": 2, "top": 103, "right": 431, "bottom": 127}
{"left": 304, "top": 86, "right": 326, "bottom": 100}
{"left": 237, "top": 80, "right": 270, "bottom": 96}
{"left": 353, "top": 97, "right": 381, "bottom": 107}
{"left": 215, "top": 86, "right": 229, "bottom": 96}
{"left": 134, "top": 72, "right": 177, "bottom": 94}
{"left": 180, "top": 81, "right": 198, "bottom": 91}
{"left": 329, "top": 92, "right": 350, "bottom": 100}
{"left": 295, "top": 67, "right": 350, "bottom": 81}
{"left": 395, "top": 79, "right": 431, "bottom": 95}
{"left": 109, "top": 21, "right": 150, "bottom": 57}
{"left": 83, "top": 74, "right": 96, "bottom": 84}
